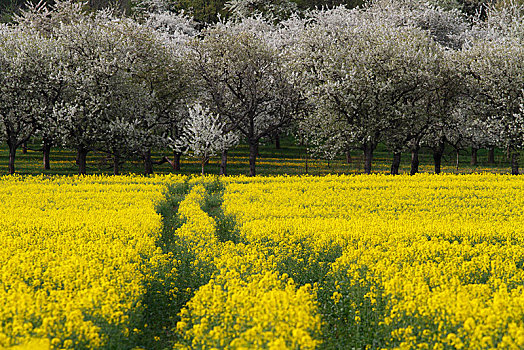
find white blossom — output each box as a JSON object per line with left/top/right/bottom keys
{"left": 176, "top": 104, "right": 239, "bottom": 175}
{"left": 224, "top": 0, "right": 298, "bottom": 20}
{"left": 0, "top": 24, "right": 61, "bottom": 174}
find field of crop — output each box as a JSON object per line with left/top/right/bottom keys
{"left": 0, "top": 175, "right": 185, "bottom": 349}
{"left": 219, "top": 174, "right": 524, "bottom": 349}
{"left": 1, "top": 174, "right": 524, "bottom": 349}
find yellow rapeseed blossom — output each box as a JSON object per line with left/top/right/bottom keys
{"left": 174, "top": 183, "right": 322, "bottom": 349}
{"left": 3, "top": 173, "right": 524, "bottom": 349}
{"left": 0, "top": 174, "right": 184, "bottom": 349}
{"left": 221, "top": 174, "right": 524, "bottom": 349}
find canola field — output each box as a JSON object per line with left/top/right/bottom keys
{"left": 0, "top": 175, "right": 183, "bottom": 349}
{"left": 1, "top": 174, "right": 524, "bottom": 349}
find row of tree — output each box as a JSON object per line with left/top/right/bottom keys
{"left": 0, "top": 0, "right": 498, "bottom": 24}
{"left": 1, "top": 0, "right": 365, "bottom": 23}
{"left": 291, "top": 0, "right": 524, "bottom": 175}
{"left": 1, "top": 0, "right": 524, "bottom": 175}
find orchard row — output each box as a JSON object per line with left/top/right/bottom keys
{"left": 1, "top": 0, "right": 524, "bottom": 176}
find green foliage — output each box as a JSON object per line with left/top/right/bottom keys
{"left": 202, "top": 178, "right": 241, "bottom": 243}
{"left": 318, "top": 265, "right": 391, "bottom": 349}
{"left": 0, "top": 0, "right": 19, "bottom": 22}
{"left": 133, "top": 179, "right": 217, "bottom": 350}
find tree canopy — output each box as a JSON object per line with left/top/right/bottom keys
{"left": 2, "top": 0, "right": 524, "bottom": 176}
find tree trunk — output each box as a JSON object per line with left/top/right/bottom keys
{"left": 275, "top": 132, "right": 281, "bottom": 149}
{"left": 410, "top": 146, "right": 420, "bottom": 175}
{"left": 249, "top": 141, "right": 258, "bottom": 176}
{"left": 511, "top": 152, "right": 520, "bottom": 175}
{"left": 346, "top": 149, "right": 352, "bottom": 164}
{"left": 363, "top": 143, "right": 374, "bottom": 175}
{"left": 7, "top": 141, "right": 16, "bottom": 175}
{"left": 304, "top": 145, "right": 309, "bottom": 175}
{"left": 22, "top": 142, "right": 27, "bottom": 154}
{"left": 391, "top": 152, "right": 401, "bottom": 175}
{"left": 143, "top": 149, "right": 153, "bottom": 175}
{"left": 456, "top": 149, "right": 460, "bottom": 172}
{"left": 173, "top": 151, "right": 181, "bottom": 171}
{"left": 488, "top": 147, "right": 495, "bottom": 164}
{"left": 77, "top": 147, "right": 88, "bottom": 175}
{"left": 220, "top": 150, "right": 228, "bottom": 176}
{"left": 305, "top": 156, "right": 308, "bottom": 174}
{"left": 43, "top": 142, "right": 52, "bottom": 170}
{"left": 471, "top": 148, "right": 478, "bottom": 166}
{"left": 433, "top": 143, "right": 444, "bottom": 174}
{"left": 113, "top": 154, "right": 120, "bottom": 175}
